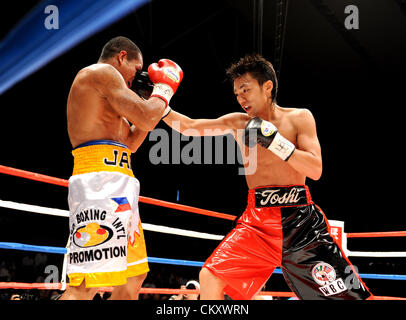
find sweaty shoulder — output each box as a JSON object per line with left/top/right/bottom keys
{"left": 221, "top": 112, "right": 250, "bottom": 130}
{"left": 288, "top": 107, "right": 317, "bottom": 130}
{"left": 74, "top": 64, "right": 124, "bottom": 92}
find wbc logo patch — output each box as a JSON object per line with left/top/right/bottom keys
{"left": 312, "top": 262, "right": 348, "bottom": 296}
{"left": 312, "top": 262, "right": 336, "bottom": 285}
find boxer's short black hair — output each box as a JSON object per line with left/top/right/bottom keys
{"left": 99, "top": 36, "right": 142, "bottom": 61}
{"left": 226, "top": 54, "right": 278, "bottom": 101}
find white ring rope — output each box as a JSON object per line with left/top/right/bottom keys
{"left": 1, "top": 199, "right": 406, "bottom": 258}
{"left": 345, "top": 251, "right": 406, "bottom": 258}
{"left": 0, "top": 199, "right": 69, "bottom": 218}
{"left": 0, "top": 199, "right": 224, "bottom": 241}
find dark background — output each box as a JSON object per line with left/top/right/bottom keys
{"left": 1, "top": 0, "right": 405, "bottom": 298}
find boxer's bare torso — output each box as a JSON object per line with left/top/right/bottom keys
{"left": 67, "top": 61, "right": 164, "bottom": 152}
{"left": 163, "top": 73, "right": 322, "bottom": 189}
{"left": 232, "top": 108, "right": 312, "bottom": 188}
{"left": 67, "top": 64, "right": 131, "bottom": 148}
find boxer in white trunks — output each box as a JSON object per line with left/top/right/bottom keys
{"left": 60, "top": 36, "right": 183, "bottom": 300}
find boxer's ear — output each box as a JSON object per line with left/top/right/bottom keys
{"left": 263, "top": 80, "right": 274, "bottom": 98}
{"left": 117, "top": 50, "right": 128, "bottom": 65}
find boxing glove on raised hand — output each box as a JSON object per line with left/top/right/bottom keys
{"left": 148, "top": 59, "right": 183, "bottom": 106}
{"left": 132, "top": 71, "right": 154, "bottom": 100}
{"left": 244, "top": 117, "right": 295, "bottom": 161}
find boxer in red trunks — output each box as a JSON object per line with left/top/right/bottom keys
{"left": 161, "top": 54, "right": 373, "bottom": 300}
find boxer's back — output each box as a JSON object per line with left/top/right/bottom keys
{"left": 67, "top": 64, "right": 124, "bottom": 148}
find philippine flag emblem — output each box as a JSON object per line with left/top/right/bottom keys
{"left": 111, "top": 197, "right": 132, "bottom": 212}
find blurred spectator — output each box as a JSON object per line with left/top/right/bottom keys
{"left": 34, "top": 253, "right": 47, "bottom": 268}
{"left": 0, "top": 262, "right": 11, "bottom": 282}
{"left": 140, "top": 282, "right": 160, "bottom": 300}
{"left": 7, "top": 289, "right": 40, "bottom": 300}
{"left": 10, "top": 293, "right": 22, "bottom": 300}
{"left": 254, "top": 294, "right": 273, "bottom": 300}
{"left": 169, "top": 280, "right": 200, "bottom": 300}
{"left": 50, "top": 290, "right": 63, "bottom": 300}
{"left": 253, "top": 285, "right": 273, "bottom": 300}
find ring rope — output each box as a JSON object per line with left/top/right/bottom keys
{"left": 0, "top": 199, "right": 224, "bottom": 241}
{"left": 0, "top": 281, "right": 293, "bottom": 297}
{"left": 347, "top": 231, "right": 406, "bottom": 238}
{"left": 3, "top": 198, "right": 406, "bottom": 258}
{"left": 0, "top": 242, "right": 204, "bottom": 266}
{"left": 2, "top": 164, "right": 406, "bottom": 299}
{"left": 1, "top": 282, "right": 406, "bottom": 300}
{"left": 0, "top": 165, "right": 235, "bottom": 220}
{"left": 1, "top": 242, "right": 406, "bottom": 281}
{"left": 2, "top": 164, "right": 406, "bottom": 257}
{"left": 344, "top": 251, "right": 406, "bottom": 258}
{"left": 2, "top": 164, "right": 406, "bottom": 237}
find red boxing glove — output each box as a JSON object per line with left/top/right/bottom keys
{"left": 148, "top": 59, "right": 183, "bottom": 106}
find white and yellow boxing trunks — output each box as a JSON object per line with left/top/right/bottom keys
{"left": 67, "top": 140, "right": 149, "bottom": 288}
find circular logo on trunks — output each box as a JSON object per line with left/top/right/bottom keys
{"left": 73, "top": 223, "right": 113, "bottom": 248}
{"left": 311, "top": 262, "right": 336, "bottom": 286}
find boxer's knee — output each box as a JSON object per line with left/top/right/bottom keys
{"left": 60, "top": 280, "right": 98, "bottom": 300}
{"left": 199, "top": 267, "right": 224, "bottom": 288}
{"left": 199, "top": 268, "right": 226, "bottom": 300}
{"left": 110, "top": 272, "right": 147, "bottom": 300}
{"left": 129, "top": 271, "right": 147, "bottom": 290}
{"left": 199, "top": 267, "right": 211, "bottom": 283}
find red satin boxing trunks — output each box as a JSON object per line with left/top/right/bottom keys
{"left": 203, "top": 185, "right": 373, "bottom": 300}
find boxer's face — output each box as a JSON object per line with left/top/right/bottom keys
{"left": 234, "top": 73, "right": 269, "bottom": 117}
{"left": 117, "top": 51, "right": 143, "bottom": 88}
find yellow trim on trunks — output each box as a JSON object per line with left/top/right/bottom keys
{"left": 68, "top": 261, "right": 149, "bottom": 288}
{"left": 72, "top": 142, "right": 134, "bottom": 177}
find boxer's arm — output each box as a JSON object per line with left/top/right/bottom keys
{"left": 121, "top": 118, "right": 149, "bottom": 153}
{"left": 94, "top": 65, "right": 165, "bottom": 131}
{"left": 286, "top": 109, "right": 322, "bottom": 181}
{"left": 162, "top": 109, "right": 248, "bottom": 136}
